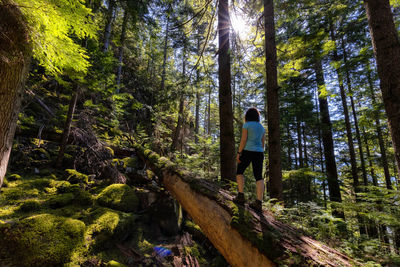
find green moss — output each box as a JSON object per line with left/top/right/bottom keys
{"left": 0, "top": 214, "right": 85, "bottom": 266}
{"left": 106, "top": 260, "right": 127, "bottom": 267}
{"left": 66, "top": 169, "right": 90, "bottom": 184}
{"left": 86, "top": 208, "right": 136, "bottom": 250}
{"left": 229, "top": 202, "right": 283, "bottom": 260}
{"left": 97, "top": 184, "right": 139, "bottom": 212}
{"left": 56, "top": 180, "right": 72, "bottom": 193}
{"left": 75, "top": 189, "right": 94, "bottom": 206}
{"left": 47, "top": 193, "right": 75, "bottom": 208}
{"left": 34, "top": 148, "right": 51, "bottom": 160}
{"left": 18, "top": 200, "right": 42, "bottom": 212}
{"left": 29, "top": 178, "right": 56, "bottom": 190}
{"left": 2, "top": 187, "right": 39, "bottom": 203}
{"left": 7, "top": 174, "right": 21, "bottom": 181}
{"left": 2, "top": 178, "right": 8, "bottom": 187}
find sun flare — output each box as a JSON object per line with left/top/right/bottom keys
{"left": 230, "top": 12, "right": 250, "bottom": 39}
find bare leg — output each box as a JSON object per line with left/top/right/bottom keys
{"left": 236, "top": 174, "right": 244, "bottom": 193}
{"left": 256, "top": 180, "right": 264, "bottom": 201}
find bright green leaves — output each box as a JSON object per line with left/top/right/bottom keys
{"left": 15, "top": 0, "right": 97, "bottom": 76}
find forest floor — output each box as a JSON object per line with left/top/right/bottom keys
{"left": 0, "top": 137, "right": 228, "bottom": 266}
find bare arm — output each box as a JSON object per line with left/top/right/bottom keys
{"left": 237, "top": 129, "right": 247, "bottom": 163}
{"left": 238, "top": 128, "right": 248, "bottom": 153}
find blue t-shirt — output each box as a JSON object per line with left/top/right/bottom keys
{"left": 243, "top": 121, "right": 265, "bottom": 152}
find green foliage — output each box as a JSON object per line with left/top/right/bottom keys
{"left": 0, "top": 214, "right": 85, "bottom": 266}
{"left": 16, "top": 0, "right": 97, "bottom": 75}
{"left": 96, "top": 184, "right": 139, "bottom": 212}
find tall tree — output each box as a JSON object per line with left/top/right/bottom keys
{"left": 329, "top": 25, "right": 359, "bottom": 190}
{"left": 218, "top": 0, "right": 236, "bottom": 181}
{"left": 264, "top": 0, "right": 282, "bottom": 201}
{"left": 314, "top": 58, "right": 342, "bottom": 204}
{"left": 103, "top": 0, "right": 116, "bottom": 52}
{"left": 116, "top": 8, "right": 129, "bottom": 91}
{"left": 364, "top": 0, "right": 400, "bottom": 180}
{"left": 0, "top": 2, "right": 31, "bottom": 187}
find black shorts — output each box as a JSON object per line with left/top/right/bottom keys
{"left": 236, "top": 150, "right": 264, "bottom": 181}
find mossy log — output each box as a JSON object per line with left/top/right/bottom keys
{"left": 133, "top": 144, "right": 354, "bottom": 267}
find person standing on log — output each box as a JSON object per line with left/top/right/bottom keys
{"left": 233, "top": 107, "right": 266, "bottom": 212}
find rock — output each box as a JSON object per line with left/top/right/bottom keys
{"left": 86, "top": 208, "right": 136, "bottom": 250}
{"left": 136, "top": 188, "right": 158, "bottom": 210}
{"left": 97, "top": 184, "right": 139, "bottom": 212}
{"left": 0, "top": 214, "right": 85, "bottom": 266}
{"left": 151, "top": 197, "right": 180, "bottom": 236}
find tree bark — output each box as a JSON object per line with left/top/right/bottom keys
{"left": 160, "top": 15, "right": 170, "bottom": 92}
{"left": 314, "top": 59, "right": 342, "bottom": 203}
{"left": 103, "top": 0, "right": 116, "bottom": 52}
{"left": 0, "top": 2, "right": 31, "bottom": 187}
{"left": 364, "top": 0, "right": 400, "bottom": 181}
{"left": 56, "top": 88, "right": 79, "bottom": 167}
{"left": 218, "top": 0, "right": 236, "bottom": 181}
{"left": 264, "top": 0, "right": 282, "bottom": 201}
{"left": 116, "top": 8, "right": 129, "bottom": 92}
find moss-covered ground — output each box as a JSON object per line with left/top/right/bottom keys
{"left": 1, "top": 142, "right": 229, "bottom": 266}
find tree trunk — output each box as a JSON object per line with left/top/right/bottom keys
{"left": 314, "top": 59, "right": 342, "bottom": 203}
{"left": 364, "top": 0, "right": 400, "bottom": 181}
{"left": 264, "top": 0, "right": 282, "bottom": 201}
{"left": 160, "top": 16, "right": 170, "bottom": 92}
{"left": 0, "top": 2, "right": 31, "bottom": 187}
{"left": 330, "top": 26, "right": 359, "bottom": 189}
{"left": 195, "top": 36, "right": 201, "bottom": 144}
{"left": 134, "top": 144, "right": 354, "bottom": 267}
{"left": 341, "top": 38, "right": 368, "bottom": 186}
{"left": 296, "top": 118, "right": 303, "bottom": 168}
{"left": 366, "top": 66, "right": 392, "bottom": 189}
{"left": 218, "top": 0, "right": 236, "bottom": 181}
{"left": 103, "top": 0, "right": 116, "bottom": 52}
{"left": 302, "top": 124, "right": 308, "bottom": 167}
{"left": 361, "top": 123, "right": 377, "bottom": 186}
{"left": 56, "top": 88, "right": 79, "bottom": 167}
{"left": 171, "top": 45, "right": 187, "bottom": 153}
{"left": 116, "top": 9, "right": 129, "bottom": 91}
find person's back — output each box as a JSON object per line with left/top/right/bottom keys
{"left": 243, "top": 121, "right": 264, "bottom": 152}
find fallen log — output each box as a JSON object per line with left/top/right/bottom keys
{"left": 133, "top": 144, "right": 355, "bottom": 267}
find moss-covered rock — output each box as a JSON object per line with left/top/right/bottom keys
{"left": 29, "top": 178, "right": 56, "bottom": 190}
{"left": 0, "top": 214, "right": 85, "bottom": 266}
{"left": 66, "top": 169, "right": 90, "bottom": 184}
{"left": 86, "top": 208, "right": 136, "bottom": 250}
{"left": 47, "top": 193, "right": 75, "bottom": 208}
{"left": 55, "top": 180, "right": 73, "bottom": 193}
{"left": 97, "top": 184, "right": 139, "bottom": 212}
{"left": 18, "top": 199, "right": 42, "bottom": 212}
{"left": 74, "top": 188, "right": 94, "bottom": 206}
{"left": 7, "top": 174, "right": 21, "bottom": 181}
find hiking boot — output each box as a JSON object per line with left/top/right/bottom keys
{"left": 249, "top": 200, "right": 262, "bottom": 212}
{"left": 233, "top": 193, "right": 245, "bottom": 205}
